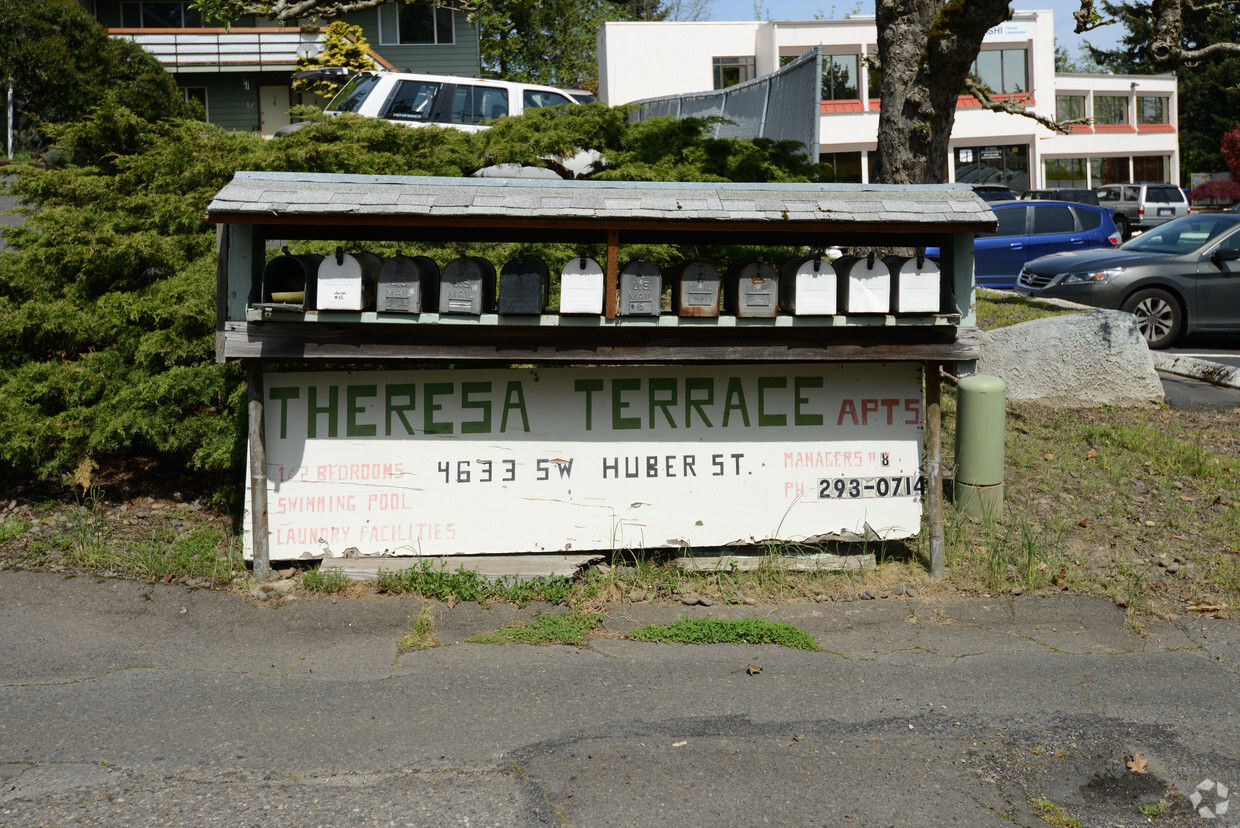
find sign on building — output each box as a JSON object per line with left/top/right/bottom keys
{"left": 246, "top": 363, "right": 925, "bottom": 560}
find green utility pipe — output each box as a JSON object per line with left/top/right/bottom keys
{"left": 954, "top": 374, "right": 1006, "bottom": 518}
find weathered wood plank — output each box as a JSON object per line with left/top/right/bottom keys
{"left": 221, "top": 321, "right": 982, "bottom": 363}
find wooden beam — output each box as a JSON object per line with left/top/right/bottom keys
{"left": 221, "top": 321, "right": 983, "bottom": 363}
{"left": 605, "top": 229, "right": 619, "bottom": 319}
{"left": 246, "top": 360, "right": 271, "bottom": 581}
{"left": 925, "top": 361, "right": 945, "bottom": 579}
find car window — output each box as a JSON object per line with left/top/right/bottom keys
{"left": 1030, "top": 204, "right": 1075, "bottom": 235}
{"left": 1074, "top": 206, "right": 1102, "bottom": 230}
{"left": 1097, "top": 186, "right": 1119, "bottom": 201}
{"left": 524, "top": 89, "right": 574, "bottom": 109}
{"left": 1122, "top": 187, "right": 1137, "bottom": 202}
{"left": 1146, "top": 186, "right": 1185, "bottom": 203}
{"left": 449, "top": 85, "right": 509, "bottom": 124}
{"left": 981, "top": 204, "right": 1027, "bottom": 237}
{"left": 328, "top": 75, "right": 383, "bottom": 114}
{"left": 1124, "top": 216, "right": 1240, "bottom": 254}
{"left": 382, "top": 80, "right": 442, "bottom": 122}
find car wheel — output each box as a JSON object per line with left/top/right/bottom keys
{"left": 1113, "top": 213, "right": 1130, "bottom": 240}
{"left": 1121, "top": 288, "right": 1182, "bottom": 349}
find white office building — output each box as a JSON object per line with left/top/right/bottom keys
{"left": 597, "top": 11, "right": 1179, "bottom": 192}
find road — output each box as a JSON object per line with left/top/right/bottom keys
{"left": 2, "top": 570, "right": 1237, "bottom": 827}
{"left": 1165, "top": 333, "right": 1240, "bottom": 369}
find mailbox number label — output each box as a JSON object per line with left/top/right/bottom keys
{"left": 818, "top": 476, "right": 925, "bottom": 499}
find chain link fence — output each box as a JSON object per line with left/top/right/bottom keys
{"left": 627, "top": 47, "right": 821, "bottom": 163}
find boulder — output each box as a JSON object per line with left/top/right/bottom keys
{"left": 977, "top": 310, "right": 1164, "bottom": 406}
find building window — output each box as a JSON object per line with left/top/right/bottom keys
{"left": 821, "top": 55, "right": 859, "bottom": 100}
{"left": 866, "top": 59, "right": 882, "bottom": 100}
{"left": 971, "top": 49, "right": 1027, "bottom": 94}
{"left": 1094, "top": 95, "right": 1128, "bottom": 125}
{"left": 1092, "top": 156, "right": 1129, "bottom": 185}
{"left": 380, "top": 2, "right": 455, "bottom": 45}
{"left": 1056, "top": 95, "right": 1084, "bottom": 122}
{"left": 955, "top": 144, "right": 1029, "bottom": 193}
{"left": 1137, "top": 96, "right": 1168, "bottom": 124}
{"left": 1133, "top": 156, "right": 1167, "bottom": 181}
{"left": 120, "top": 1, "right": 203, "bottom": 27}
{"left": 1044, "top": 157, "right": 1088, "bottom": 188}
{"left": 713, "top": 56, "right": 755, "bottom": 90}
{"left": 820, "top": 151, "right": 862, "bottom": 183}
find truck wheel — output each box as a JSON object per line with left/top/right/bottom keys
{"left": 1121, "top": 288, "right": 1182, "bottom": 348}
{"left": 1113, "top": 213, "right": 1130, "bottom": 240}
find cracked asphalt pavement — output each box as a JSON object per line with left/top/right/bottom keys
{"left": 2, "top": 570, "right": 1237, "bottom": 826}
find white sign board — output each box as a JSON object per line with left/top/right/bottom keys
{"left": 245, "top": 363, "right": 925, "bottom": 559}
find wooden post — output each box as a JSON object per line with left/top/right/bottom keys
{"left": 246, "top": 359, "right": 271, "bottom": 581}
{"left": 605, "top": 228, "right": 619, "bottom": 319}
{"left": 925, "top": 360, "right": 945, "bottom": 579}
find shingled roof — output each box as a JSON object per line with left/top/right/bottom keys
{"left": 206, "top": 172, "right": 995, "bottom": 245}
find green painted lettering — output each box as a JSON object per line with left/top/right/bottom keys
{"left": 611, "top": 378, "right": 641, "bottom": 430}
{"left": 346, "top": 385, "right": 377, "bottom": 437}
{"left": 648, "top": 377, "right": 678, "bottom": 429}
{"left": 794, "top": 376, "right": 824, "bottom": 426}
{"left": 269, "top": 386, "right": 299, "bottom": 439}
{"left": 307, "top": 385, "right": 339, "bottom": 438}
{"left": 385, "top": 383, "right": 416, "bottom": 436}
{"left": 684, "top": 377, "right": 713, "bottom": 428}
{"left": 461, "top": 381, "right": 492, "bottom": 434}
{"left": 424, "top": 383, "right": 453, "bottom": 435}
{"left": 758, "top": 377, "right": 787, "bottom": 427}
{"left": 575, "top": 379, "right": 604, "bottom": 431}
{"left": 722, "top": 378, "right": 750, "bottom": 428}
{"left": 501, "top": 381, "right": 530, "bottom": 432}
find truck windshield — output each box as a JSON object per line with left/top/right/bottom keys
{"left": 328, "top": 75, "right": 382, "bottom": 114}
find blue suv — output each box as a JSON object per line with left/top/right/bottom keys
{"left": 932, "top": 200, "right": 1120, "bottom": 289}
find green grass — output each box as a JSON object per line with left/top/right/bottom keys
{"left": 465, "top": 611, "right": 604, "bottom": 645}
{"left": 302, "top": 564, "right": 352, "bottom": 594}
{"left": 131, "top": 527, "right": 244, "bottom": 586}
{"left": 376, "top": 560, "right": 578, "bottom": 606}
{"left": 975, "top": 290, "right": 1079, "bottom": 330}
{"left": 626, "top": 616, "right": 821, "bottom": 650}
{"left": 0, "top": 515, "right": 31, "bottom": 544}
{"left": 1030, "top": 796, "right": 1083, "bottom": 828}
{"left": 398, "top": 604, "right": 443, "bottom": 652}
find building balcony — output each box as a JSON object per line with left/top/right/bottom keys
{"left": 108, "top": 27, "right": 329, "bottom": 72}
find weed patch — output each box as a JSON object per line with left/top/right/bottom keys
{"left": 627, "top": 617, "right": 821, "bottom": 650}
{"left": 303, "top": 565, "right": 352, "bottom": 595}
{"left": 1030, "top": 796, "right": 1082, "bottom": 828}
{"left": 465, "top": 612, "right": 603, "bottom": 645}
{"left": 398, "top": 605, "right": 443, "bottom": 652}
{"left": 376, "top": 560, "right": 577, "bottom": 606}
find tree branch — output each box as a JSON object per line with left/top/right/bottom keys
{"left": 963, "top": 77, "right": 1090, "bottom": 133}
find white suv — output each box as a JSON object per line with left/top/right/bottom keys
{"left": 284, "top": 68, "right": 582, "bottom": 134}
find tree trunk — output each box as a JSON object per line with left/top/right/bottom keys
{"left": 874, "top": 0, "right": 1014, "bottom": 185}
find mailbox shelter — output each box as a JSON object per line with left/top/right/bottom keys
{"left": 208, "top": 173, "right": 992, "bottom": 578}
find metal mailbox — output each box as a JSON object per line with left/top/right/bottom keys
{"left": 724, "top": 259, "right": 779, "bottom": 318}
{"left": 498, "top": 254, "right": 550, "bottom": 315}
{"left": 438, "top": 255, "right": 497, "bottom": 315}
{"left": 883, "top": 254, "right": 941, "bottom": 313}
{"left": 779, "top": 255, "right": 837, "bottom": 315}
{"left": 835, "top": 253, "right": 892, "bottom": 314}
{"left": 377, "top": 254, "right": 439, "bottom": 313}
{"left": 619, "top": 257, "right": 662, "bottom": 316}
{"left": 673, "top": 261, "right": 721, "bottom": 317}
{"left": 316, "top": 247, "right": 381, "bottom": 311}
{"left": 559, "top": 256, "right": 604, "bottom": 314}
{"left": 260, "top": 247, "right": 321, "bottom": 310}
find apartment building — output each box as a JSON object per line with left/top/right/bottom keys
{"left": 598, "top": 11, "right": 1179, "bottom": 191}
